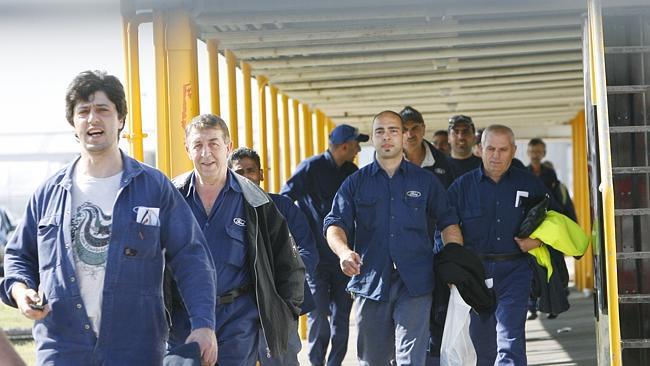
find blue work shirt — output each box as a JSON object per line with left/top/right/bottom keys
{"left": 185, "top": 170, "right": 250, "bottom": 295}
{"left": 271, "top": 193, "right": 319, "bottom": 314}
{"left": 447, "top": 165, "right": 551, "bottom": 254}
{"left": 323, "top": 158, "right": 457, "bottom": 301}
{"left": 0, "top": 152, "right": 216, "bottom": 365}
{"left": 281, "top": 150, "right": 358, "bottom": 265}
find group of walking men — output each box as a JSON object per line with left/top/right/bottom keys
{"left": 1, "top": 70, "right": 571, "bottom": 366}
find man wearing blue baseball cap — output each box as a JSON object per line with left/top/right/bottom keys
{"left": 281, "top": 123, "right": 368, "bottom": 366}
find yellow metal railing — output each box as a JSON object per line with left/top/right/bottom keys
{"left": 588, "top": 0, "right": 621, "bottom": 364}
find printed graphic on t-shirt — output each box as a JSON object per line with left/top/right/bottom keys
{"left": 72, "top": 202, "right": 111, "bottom": 269}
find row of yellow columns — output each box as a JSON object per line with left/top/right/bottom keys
{"left": 121, "top": 6, "right": 334, "bottom": 191}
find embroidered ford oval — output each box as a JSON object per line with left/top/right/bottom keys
{"left": 233, "top": 217, "right": 246, "bottom": 226}
{"left": 406, "top": 191, "right": 421, "bottom": 198}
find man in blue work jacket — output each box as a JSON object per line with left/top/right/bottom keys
{"left": 447, "top": 124, "right": 552, "bottom": 365}
{"left": 281, "top": 123, "right": 367, "bottom": 366}
{"left": 168, "top": 114, "right": 305, "bottom": 366}
{"left": 324, "top": 111, "right": 464, "bottom": 365}
{"left": 228, "top": 146, "right": 319, "bottom": 366}
{"left": 0, "top": 70, "right": 217, "bottom": 365}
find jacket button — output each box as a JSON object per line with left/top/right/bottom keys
{"left": 70, "top": 276, "right": 76, "bottom": 282}
{"left": 76, "top": 303, "right": 82, "bottom": 309}
{"left": 84, "top": 324, "right": 90, "bottom": 330}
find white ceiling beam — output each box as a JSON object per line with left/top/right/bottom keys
{"left": 246, "top": 40, "right": 581, "bottom": 69}
{"left": 305, "top": 81, "right": 584, "bottom": 104}
{"left": 275, "top": 63, "right": 582, "bottom": 91}
{"left": 311, "top": 87, "right": 583, "bottom": 109}
{"left": 204, "top": 15, "right": 582, "bottom": 45}
{"left": 285, "top": 71, "right": 582, "bottom": 99}
{"left": 260, "top": 52, "right": 583, "bottom": 81}
{"left": 229, "top": 28, "right": 580, "bottom": 59}
{"left": 322, "top": 96, "right": 583, "bottom": 116}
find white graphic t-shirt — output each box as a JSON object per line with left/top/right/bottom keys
{"left": 71, "top": 168, "right": 122, "bottom": 336}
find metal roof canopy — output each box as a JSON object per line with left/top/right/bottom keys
{"left": 135, "top": 0, "right": 648, "bottom": 134}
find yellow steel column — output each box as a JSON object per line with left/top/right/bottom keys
{"left": 292, "top": 99, "right": 301, "bottom": 169}
{"left": 165, "top": 9, "right": 196, "bottom": 177}
{"left": 324, "top": 117, "right": 332, "bottom": 150}
{"left": 190, "top": 26, "right": 200, "bottom": 115}
{"left": 257, "top": 76, "right": 269, "bottom": 191}
{"left": 226, "top": 49, "right": 239, "bottom": 148}
{"left": 123, "top": 13, "right": 151, "bottom": 162}
{"left": 269, "top": 87, "right": 281, "bottom": 193}
{"left": 152, "top": 10, "right": 171, "bottom": 176}
{"left": 121, "top": 0, "right": 133, "bottom": 127}
{"left": 281, "top": 94, "right": 291, "bottom": 183}
{"left": 572, "top": 111, "right": 594, "bottom": 291}
{"left": 315, "top": 109, "right": 325, "bottom": 154}
{"left": 241, "top": 62, "right": 253, "bottom": 148}
{"left": 207, "top": 39, "right": 221, "bottom": 116}
{"left": 588, "top": 1, "right": 621, "bottom": 364}
{"left": 302, "top": 104, "right": 313, "bottom": 158}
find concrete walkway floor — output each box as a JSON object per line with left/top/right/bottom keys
{"left": 297, "top": 289, "right": 596, "bottom": 365}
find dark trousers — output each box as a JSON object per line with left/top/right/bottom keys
{"left": 306, "top": 263, "right": 353, "bottom": 366}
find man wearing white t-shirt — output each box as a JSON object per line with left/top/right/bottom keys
{"left": 1, "top": 70, "right": 218, "bottom": 365}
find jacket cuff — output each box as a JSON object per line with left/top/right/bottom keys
{"left": 189, "top": 316, "right": 215, "bottom": 332}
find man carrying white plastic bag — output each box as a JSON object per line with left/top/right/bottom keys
{"left": 441, "top": 285, "right": 477, "bottom": 366}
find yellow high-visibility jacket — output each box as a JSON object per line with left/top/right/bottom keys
{"left": 528, "top": 210, "right": 590, "bottom": 280}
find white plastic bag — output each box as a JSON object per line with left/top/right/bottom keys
{"left": 440, "top": 285, "right": 477, "bottom": 366}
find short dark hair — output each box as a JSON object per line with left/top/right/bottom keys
{"left": 185, "top": 114, "right": 230, "bottom": 144}
{"left": 65, "top": 70, "right": 128, "bottom": 132}
{"left": 399, "top": 105, "right": 424, "bottom": 124}
{"left": 528, "top": 137, "right": 546, "bottom": 148}
{"left": 433, "top": 130, "right": 448, "bottom": 137}
{"left": 228, "top": 147, "right": 261, "bottom": 169}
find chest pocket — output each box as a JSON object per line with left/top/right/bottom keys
{"left": 355, "top": 196, "right": 378, "bottom": 231}
{"left": 403, "top": 192, "right": 427, "bottom": 229}
{"left": 223, "top": 224, "right": 248, "bottom": 268}
{"left": 37, "top": 213, "right": 61, "bottom": 271}
{"left": 125, "top": 222, "right": 162, "bottom": 259}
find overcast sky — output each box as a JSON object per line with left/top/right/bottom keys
{"left": 0, "top": 1, "right": 125, "bottom": 136}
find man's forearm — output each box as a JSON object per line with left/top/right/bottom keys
{"left": 441, "top": 224, "right": 463, "bottom": 245}
{"left": 326, "top": 225, "right": 350, "bottom": 258}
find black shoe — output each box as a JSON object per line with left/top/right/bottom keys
{"left": 527, "top": 311, "right": 538, "bottom": 320}
{"left": 547, "top": 313, "right": 558, "bottom": 319}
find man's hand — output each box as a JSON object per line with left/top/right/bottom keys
{"left": 186, "top": 327, "right": 217, "bottom": 366}
{"left": 514, "top": 237, "right": 542, "bottom": 252}
{"left": 339, "top": 249, "right": 362, "bottom": 277}
{"left": 11, "top": 283, "right": 49, "bottom": 321}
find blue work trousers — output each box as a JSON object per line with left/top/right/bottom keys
{"left": 470, "top": 258, "right": 532, "bottom": 366}
{"left": 307, "top": 263, "right": 353, "bottom": 366}
{"left": 258, "top": 318, "right": 300, "bottom": 365}
{"left": 355, "top": 271, "right": 432, "bottom": 366}
{"left": 168, "top": 292, "right": 259, "bottom": 366}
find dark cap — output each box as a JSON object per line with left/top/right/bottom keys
{"left": 329, "top": 124, "right": 369, "bottom": 144}
{"left": 448, "top": 115, "right": 475, "bottom": 130}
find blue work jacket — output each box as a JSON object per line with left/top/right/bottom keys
{"left": 324, "top": 159, "right": 456, "bottom": 301}
{"left": 0, "top": 152, "right": 216, "bottom": 365}
{"left": 271, "top": 193, "right": 319, "bottom": 314}
{"left": 280, "top": 150, "right": 357, "bottom": 265}
{"left": 447, "top": 165, "right": 551, "bottom": 254}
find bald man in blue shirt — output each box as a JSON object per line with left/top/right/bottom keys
{"left": 325, "top": 111, "right": 463, "bottom": 365}
{"left": 447, "top": 124, "right": 553, "bottom": 365}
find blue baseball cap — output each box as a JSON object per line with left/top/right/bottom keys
{"left": 329, "top": 124, "right": 369, "bottom": 145}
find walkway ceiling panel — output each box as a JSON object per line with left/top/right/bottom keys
{"left": 136, "top": 0, "right": 650, "bottom": 133}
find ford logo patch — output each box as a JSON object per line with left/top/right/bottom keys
{"left": 406, "top": 191, "right": 421, "bottom": 198}
{"left": 233, "top": 218, "right": 246, "bottom": 226}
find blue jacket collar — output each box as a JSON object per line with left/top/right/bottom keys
{"left": 370, "top": 156, "right": 408, "bottom": 176}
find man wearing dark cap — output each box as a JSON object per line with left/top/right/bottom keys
{"left": 399, "top": 106, "right": 455, "bottom": 188}
{"left": 447, "top": 114, "right": 483, "bottom": 178}
{"left": 281, "top": 124, "right": 368, "bottom": 366}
